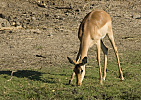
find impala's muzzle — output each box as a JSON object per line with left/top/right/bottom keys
{"left": 75, "top": 66, "right": 85, "bottom": 86}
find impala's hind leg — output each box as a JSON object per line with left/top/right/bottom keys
{"left": 96, "top": 40, "right": 103, "bottom": 84}
{"left": 108, "top": 29, "right": 124, "bottom": 81}
{"left": 101, "top": 39, "right": 108, "bottom": 81}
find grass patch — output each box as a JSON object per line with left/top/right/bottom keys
{"left": 0, "top": 51, "right": 141, "bottom": 99}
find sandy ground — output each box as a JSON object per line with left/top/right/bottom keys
{"left": 0, "top": 0, "right": 141, "bottom": 71}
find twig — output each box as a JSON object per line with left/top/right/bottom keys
{"left": 37, "top": 3, "right": 47, "bottom": 8}
{"left": 0, "top": 26, "right": 22, "bottom": 31}
{"left": 83, "top": 3, "right": 89, "bottom": 9}
{"left": 7, "top": 71, "right": 17, "bottom": 81}
{"left": 55, "top": 6, "right": 72, "bottom": 9}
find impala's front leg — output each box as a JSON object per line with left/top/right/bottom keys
{"left": 69, "top": 45, "right": 81, "bottom": 84}
{"left": 69, "top": 71, "right": 75, "bottom": 84}
{"left": 97, "top": 40, "right": 103, "bottom": 84}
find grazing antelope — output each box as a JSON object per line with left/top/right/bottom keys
{"left": 67, "top": 9, "right": 124, "bottom": 86}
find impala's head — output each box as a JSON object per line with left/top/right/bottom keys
{"left": 67, "top": 57, "right": 87, "bottom": 86}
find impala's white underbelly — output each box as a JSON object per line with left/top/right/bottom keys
{"left": 100, "top": 21, "right": 110, "bottom": 39}
{"left": 88, "top": 21, "right": 111, "bottom": 48}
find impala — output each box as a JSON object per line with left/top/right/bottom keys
{"left": 67, "top": 9, "right": 124, "bottom": 86}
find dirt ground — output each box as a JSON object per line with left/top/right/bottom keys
{"left": 0, "top": 0, "right": 140, "bottom": 71}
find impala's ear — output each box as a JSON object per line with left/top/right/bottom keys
{"left": 67, "top": 57, "right": 77, "bottom": 65}
{"left": 82, "top": 57, "right": 87, "bottom": 65}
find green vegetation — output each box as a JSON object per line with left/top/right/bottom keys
{"left": 0, "top": 51, "right": 141, "bottom": 100}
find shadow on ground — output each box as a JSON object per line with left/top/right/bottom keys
{"left": 0, "top": 70, "right": 66, "bottom": 84}
{"left": 0, "top": 70, "right": 46, "bottom": 82}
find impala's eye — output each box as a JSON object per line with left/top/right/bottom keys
{"left": 81, "top": 69, "right": 83, "bottom": 73}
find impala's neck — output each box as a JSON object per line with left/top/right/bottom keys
{"left": 77, "top": 10, "right": 111, "bottom": 63}
{"left": 78, "top": 46, "right": 88, "bottom": 63}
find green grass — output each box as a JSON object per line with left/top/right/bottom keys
{"left": 0, "top": 51, "right": 141, "bottom": 99}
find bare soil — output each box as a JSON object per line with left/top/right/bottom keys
{"left": 0, "top": 0, "right": 141, "bottom": 71}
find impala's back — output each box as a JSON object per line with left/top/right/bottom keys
{"left": 78, "top": 10, "right": 111, "bottom": 41}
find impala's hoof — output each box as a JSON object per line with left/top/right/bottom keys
{"left": 100, "top": 80, "right": 103, "bottom": 85}
{"left": 121, "top": 79, "right": 124, "bottom": 82}
{"left": 69, "top": 80, "right": 71, "bottom": 84}
{"left": 121, "top": 77, "right": 124, "bottom": 81}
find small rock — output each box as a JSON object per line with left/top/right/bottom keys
{"left": 31, "top": 17, "right": 36, "bottom": 20}
{"left": 31, "top": 12, "right": 36, "bottom": 15}
{"left": 9, "top": 31, "right": 12, "bottom": 33}
{"left": 22, "top": 24, "right": 26, "bottom": 28}
{"left": 0, "top": 13, "right": 5, "bottom": 19}
{"left": 59, "top": 17, "right": 63, "bottom": 20}
{"left": 7, "top": 16, "right": 12, "bottom": 21}
{"left": 136, "top": 17, "right": 141, "bottom": 19}
{"left": 48, "top": 33, "right": 53, "bottom": 37}
{"left": 32, "top": 29, "right": 42, "bottom": 34}
{"left": 0, "top": 18, "right": 11, "bottom": 28}
{"left": 16, "top": 22, "right": 21, "bottom": 26}
{"left": 1, "top": 23, "right": 5, "bottom": 27}
{"left": 42, "top": 27, "right": 47, "bottom": 30}
{"left": 133, "top": 14, "right": 141, "bottom": 19}
{"left": 0, "top": 2, "right": 7, "bottom": 8}
{"left": 75, "top": 9, "right": 80, "bottom": 12}
{"left": 45, "top": 14, "right": 49, "bottom": 17}
{"left": 11, "top": 21, "right": 16, "bottom": 26}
